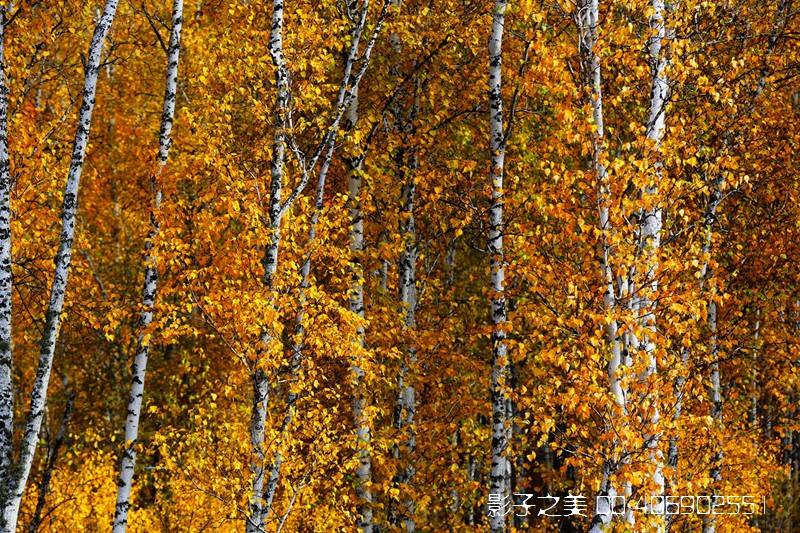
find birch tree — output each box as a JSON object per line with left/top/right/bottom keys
{"left": 337, "top": 7, "right": 394, "bottom": 532}
{"left": 243, "top": 0, "right": 292, "bottom": 527}
{"left": 260, "top": 141, "right": 335, "bottom": 525}
{"left": 487, "top": 1, "right": 511, "bottom": 531}
{"left": 577, "top": 0, "right": 627, "bottom": 529}
{"left": 391, "top": 97, "right": 419, "bottom": 533}
{"left": 626, "top": 0, "right": 669, "bottom": 531}
{"left": 112, "top": 0, "right": 183, "bottom": 530}
{"left": 389, "top": 5, "right": 419, "bottom": 529}
{"left": 246, "top": 1, "right": 390, "bottom": 529}
{"left": 0, "top": 0, "right": 120, "bottom": 529}
{"left": 702, "top": 177, "right": 723, "bottom": 533}
{"left": 634, "top": 0, "right": 669, "bottom": 524}
{"left": 392, "top": 140, "right": 418, "bottom": 532}
{"left": 0, "top": 6, "right": 14, "bottom": 512}
{"left": 346, "top": 85, "right": 374, "bottom": 533}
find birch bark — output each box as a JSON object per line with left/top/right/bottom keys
{"left": 389, "top": 13, "right": 419, "bottom": 530}
{"left": 701, "top": 176, "right": 723, "bottom": 533}
{"left": 392, "top": 110, "right": 418, "bottom": 533}
{"left": 260, "top": 140, "right": 335, "bottom": 525}
{"left": 577, "top": 0, "right": 626, "bottom": 530}
{"left": 346, "top": 86, "right": 374, "bottom": 533}
{"left": 112, "top": 1, "right": 182, "bottom": 530}
{"left": 0, "top": 6, "right": 13, "bottom": 506}
{"left": 638, "top": 0, "right": 669, "bottom": 523}
{"left": 247, "top": 2, "right": 388, "bottom": 529}
{"left": 245, "top": 0, "right": 290, "bottom": 528}
{"left": 1, "top": 1, "right": 119, "bottom": 529}
{"left": 245, "top": 369, "right": 269, "bottom": 533}
{"left": 748, "top": 309, "right": 760, "bottom": 427}
{"left": 339, "top": 7, "right": 393, "bottom": 530}
{"left": 487, "top": 2, "right": 510, "bottom": 531}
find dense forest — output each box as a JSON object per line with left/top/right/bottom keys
{"left": 0, "top": 0, "right": 797, "bottom": 531}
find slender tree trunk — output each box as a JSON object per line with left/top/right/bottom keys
{"left": 701, "top": 176, "right": 723, "bottom": 533}
{"left": 638, "top": 0, "right": 668, "bottom": 524}
{"left": 250, "top": 3, "right": 387, "bottom": 528}
{"left": 389, "top": 34, "right": 420, "bottom": 533}
{"left": 337, "top": 8, "right": 395, "bottom": 528}
{"left": 1, "top": 1, "right": 120, "bottom": 529}
{"left": 245, "top": 1, "right": 290, "bottom": 530}
{"left": 392, "top": 118, "right": 418, "bottom": 533}
{"left": 28, "top": 391, "right": 73, "bottom": 533}
{"left": 112, "top": 1, "right": 182, "bottom": 530}
{"left": 261, "top": 140, "right": 336, "bottom": 525}
{"left": 577, "top": 1, "right": 626, "bottom": 530}
{"left": 346, "top": 86, "right": 374, "bottom": 533}
{"left": 0, "top": 6, "right": 14, "bottom": 509}
{"left": 487, "top": 2, "right": 510, "bottom": 531}
{"left": 667, "top": 345, "right": 687, "bottom": 484}
{"left": 247, "top": 369, "right": 269, "bottom": 533}
{"left": 748, "top": 309, "right": 760, "bottom": 427}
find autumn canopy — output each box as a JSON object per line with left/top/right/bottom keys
{"left": 0, "top": 0, "right": 797, "bottom": 532}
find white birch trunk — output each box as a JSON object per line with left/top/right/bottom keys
{"left": 346, "top": 86, "right": 374, "bottom": 533}
{"left": 333, "top": 8, "right": 391, "bottom": 531}
{"left": 246, "top": 1, "right": 290, "bottom": 530}
{"left": 0, "top": 6, "right": 14, "bottom": 507}
{"left": 261, "top": 140, "right": 335, "bottom": 524}
{"left": 262, "top": 0, "right": 289, "bottom": 295}
{"left": 1, "top": 2, "right": 119, "bottom": 529}
{"left": 247, "top": 369, "right": 269, "bottom": 533}
{"left": 112, "top": 1, "right": 182, "bottom": 529}
{"left": 487, "top": 2, "right": 510, "bottom": 531}
{"left": 389, "top": 12, "right": 418, "bottom": 529}
{"left": 701, "top": 175, "right": 723, "bottom": 533}
{"left": 638, "top": 0, "right": 668, "bottom": 522}
{"left": 392, "top": 121, "right": 418, "bottom": 533}
{"left": 577, "top": 1, "right": 626, "bottom": 530}
{"left": 251, "top": 3, "right": 387, "bottom": 528}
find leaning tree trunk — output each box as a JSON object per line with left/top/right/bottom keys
{"left": 1, "top": 1, "right": 120, "bottom": 529}
{"left": 487, "top": 1, "right": 511, "bottom": 532}
{"left": 28, "top": 390, "right": 73, "bottom": 533}
{"left": 112, "top": 0, "right": 183, "bottom": 530}
{"left": 0, "top": 6, "right": 14, "bottom": 509}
